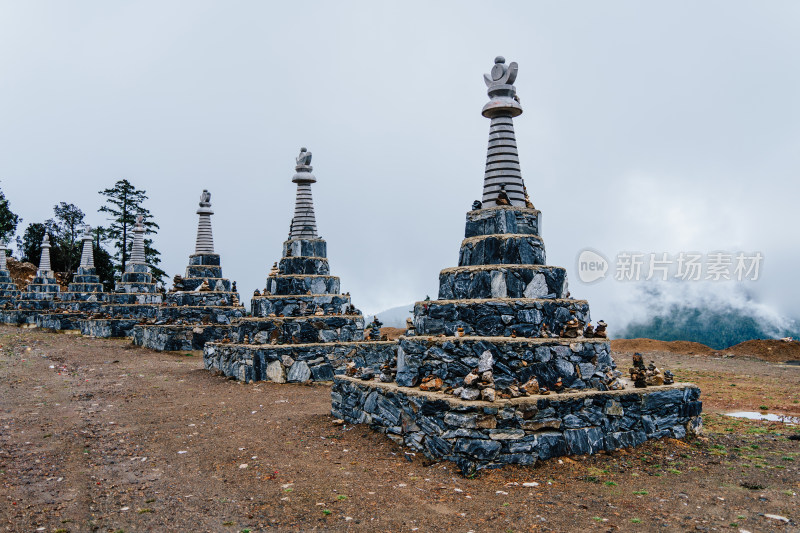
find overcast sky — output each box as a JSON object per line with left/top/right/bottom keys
{"left": 1, "top": 1, "right": 798, "bottom": 330}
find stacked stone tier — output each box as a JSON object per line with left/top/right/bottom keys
{"left": 252, "top": 294, "right": 353, "bottom": 317}
{"left": 458, "top": 234, "right": 545, "bottom": 267}
{"left": 464, "top": 206, "right": 540, "bottom": 238}
{"left": 279, "top": 257, "right": 330, "bottom": 275}
{"left": 232, "top": 314, "right": 365, "bottom": 345}
{"left": 413, "top": 298, "right": 589, "bottom": 337}
{"left": 283, "top": 238, "right": 326, "bottom": 259}
{"left": 15, "top": 276, "right": 61, "bottom": 320}
{"left": 155, "top": 305, "right": 244, "bottom": 324}
{"left": 105, "top": 293, "right": 162, "bottom": 305}
{"left": 36, "top": 312, "right": 87, "bottom": 331}
{"left": 182, "top": 254, "right": 233, "bottom": 291}
{"left": 63, "top": 286, "right": 105, "bottom": 296}
{"left": 93, "top": 264, "right": 162, "bottom": 327}
{"left": 438, "top": 265, "right": 568, "bottom": 300}
{"left": 133, "top": 324, "right": 234, "bottom": 352}
{"left": 80, "top": 318, "right": 142, "bottom": 338}
{"left": 0, "top": 270, "right": 20, "bottom": 300}
{"left": 99, "top": 304, "right": 161, "bottom": 319}
{"left": 166, "top": 291, "right": 238, "bottom": 307}
{"left": 396, "top": 335, "right": 611, "bottom": 391}
{"left": 333, "top": 377, "right": 702, "bottom": 474}
{"left": 67, "top": 267, "right": 104, "bottom": 294}
{"left": 19, "top": 276, "right": 60, "bottom": 299}
{"left": 266, "top": 275, "right": 340, "bottom": 296}
{"left": 204, "top": 340, "right": 397, "bottom": 384}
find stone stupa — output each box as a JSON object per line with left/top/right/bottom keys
{"left": 36, "top": 226, "right": 106, "bottom": 331}
{"left": 6, "top": 234, "right": 61, "bottom": 326}
{"left": 333, "top": 57, "right": 702, "bottom": 474}
{"left": 204, "top": 148, "right": 395, "bottom": 383}
{"left": 80, "top": 215, "right": 163, "bottom": 338}
{"left": 132, "top": 189, "right": 245, "bottom": 351}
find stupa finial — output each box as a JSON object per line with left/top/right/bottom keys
{"left": 38, "top": 233, "right": 52, "bottom": 276}
{"left": 481, "top": 55, "right": 527, "bottom": 208}
{"left": 289, "top": 147, "right": 318, "bottom": 239}
{"left": 130, "top": 215, "right": 146, "bottom": 265}
{"left": 195, "top": 189, "right": 215, "bottom": 254}
{"left": 79, "top": 225, "right": 95, "bottom": 268}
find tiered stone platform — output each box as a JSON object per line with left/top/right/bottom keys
{"left": 0, "top": 249, "right": 20, "bottom": 319}
{"left": 204, "top": 149, "right": 395, "bottom": 382}
{"left": 80, "top": 263, "right": 162, "bottom": 338}
{"left": 333, "top": 56, "right": 701, "bottom": 473}
{"left": 204, "top": 238, "right": 395, "bottom": 382}
{"left": 132, "top": 253, "right": 245, "bottom": 351}
{"left": 80, "top": 219, "right": 162, "bottom": 338}
{"left": 133, "top": 192, "right": 245, "bottom": 351}
{"left": 36, "top": 229, "right": 106, "bottom": 331}
{"left": 333, "top": 377, "right": 702, "bottom": 475}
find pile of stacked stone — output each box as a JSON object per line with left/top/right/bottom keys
{"left": 204, "top": 148, "right": 395, "bottom": 383}
{"left": 0, "top": 246, "right": 21, "bottom": 319}
{"left": 2, "top": 235, "right": 61, "bottom": 326}
{"left": 132, "top": 190, "right": 245, "bottom": 351}
{"left": 332, "top": 57, "right": 702, "bottom": 475}
{"left": 35, "top": 226, "right": 106, "bottom": 331}
{"left": 79, "top": 216, "right": 163, "bottom": 338}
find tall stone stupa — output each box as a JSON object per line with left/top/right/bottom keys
{"left": 204, "top": 148, "right": 395, "bottom": 383}
{"left": 333, "top": 57, "right": 702, "bottom": 474}
{"left": 132, "top": 190, "right": 245, "bottom": 351}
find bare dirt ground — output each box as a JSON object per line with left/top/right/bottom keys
{"left": 1, "top": 326, "right": 798, "bottom": 532}
{"left": 612, "top": 338, "right": 800, "bottom": 364}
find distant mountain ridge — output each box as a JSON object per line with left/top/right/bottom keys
{"left": 616, "top": 304, "right": 799, "bottom": 350}
{"left": 372, "top": 304, "right": 414, "bottom": 328}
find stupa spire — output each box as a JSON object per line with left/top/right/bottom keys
{"left": 195, "top": 189, "right": 215, "bottom": 254}
{"left": 130, "top": 215, "right": 146, "bottom": 265}
{"left": 481, "top": 56, "right": 526, "bottom": 208}
{"left": 79, "top": 226, "right": 95, "bottom": 268}
{"left": 289, "top": 147, "right": 318, "bottom": 239}
{"left": 38, "top": 234, "right": 53, "bottom": 276}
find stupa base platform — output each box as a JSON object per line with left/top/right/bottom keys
{"left": 156, "top": 305, "right": 244, "bottom": 324}
{"left": 132, "top": 324, "right": 234, "bottom": 352}
{"left": 204, "top": 341, "right": 397, "bottom": 384}
{"left": 1, "top": 309, "right": 50, "bottom": 325}
{"left": 36, "top": 312, "right": 88, "bottom": 331}
{"left": 80, "top": 318, "right": 142, "bottom": 338}
{"left": 332, "top": 376, "right": 702, "bottom": 475}
{"left": 0, "top": 310, "right": 21, "bottom": 324}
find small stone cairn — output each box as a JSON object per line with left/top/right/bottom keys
{"left": 132, "top": 190, "right": 245, "bottom": 350}
{"left": 204, "top": 148, "right": 396, "bottom": 383}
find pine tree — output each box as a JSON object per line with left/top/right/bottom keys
{"left": 0, "top": 183, "right": 21, "bottom": 246}
{"left": 98, "top": 179, "right": 164, "bottom": 284}
{"left": 50, "top": 202, "right": 85, "bottom": 275}
{"left": 18, "top": 223, "right": 47, "bottom": 265}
